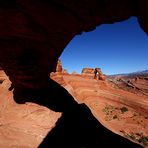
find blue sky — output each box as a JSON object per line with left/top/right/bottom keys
{"left": 60, "top": 17, "right": 148, "bottom": 75}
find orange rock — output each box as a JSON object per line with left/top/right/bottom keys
{"left": 94, "top": 68, "right": 106, "bottom": 81}
{"left": 56, "top": 59, "right": 63, "bottom": 73}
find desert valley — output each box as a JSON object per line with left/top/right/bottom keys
{"left": 0, "top": 60, "right": 147, "bottom": 148}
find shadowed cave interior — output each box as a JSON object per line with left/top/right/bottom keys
{"left": 0, "top": 0, "right": 148, "bottom": 147}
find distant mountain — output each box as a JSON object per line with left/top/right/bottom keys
{"left": 130, "top": 70, "right": 148, "bottom": 75}
{"left": 107, "top": 70, "right": 148, "bottom": 78}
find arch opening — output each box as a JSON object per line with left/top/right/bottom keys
{"left": 60, "top": 17, "right": 148, "bottom": 76}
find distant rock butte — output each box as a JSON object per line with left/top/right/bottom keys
{"left": 56, "top": 59, "right": 63, "bottom": 73}
{"left": 81, "top": 67, "right": 106, "bottom": 81}
{"left": 51, "top": 72, "right": 148, "bottom": 148}
{"left": 0, "top": 70, "right": 147, "bottom": 148}
{"left": 51, "top": 59, "right": 69, "bottom": 76}
{"left": 63, "top": 69, "right": 68, "bottom": 74}
{"left": 82, "top": 68, "right": 95, "bottom": 74}
{"left": 94, "top": 68, "right": 106, "bottom": 81}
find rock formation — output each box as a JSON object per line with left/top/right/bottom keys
{"left": 0, "top": 0, "right": 148, "bottom": 99}
{"left": 81, "top": 67, "right": 106, "bottom": 80}
{"left": 51, "top": 73, "right": 148, "bottom": 148}
{"left": 56, "top": 59, "right": 63, "bottom": 73}
{"left": 82, "top": 68, "right": 95, "bottom": 74}
{"left": 94, "top": 68, "right": 106, "bottom": 81}
{"left": 0, "top": 0, "right": 148, "bottom": 147}
{"left": 63, "top": 69, "right": 68, "bottom": 74}
{"left": 72, "top": 71, "right": 78, "bottom": 74}
{"left": 54, "top": 60, "right": 69, "bottom": 75}
{"left": 81, "top": 68, "right": 95, "bottom": 78}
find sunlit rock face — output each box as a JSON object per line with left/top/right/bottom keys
{"left": 81, "top": 68, "right": 95, "bottom": 78}
{"left": 0, "top": 70, "right": 61, "bottom": 148}
{"left": 56, "top": 59, "right": 63, "bottom": 73}
{"left": 81, "top": 67, "right": 106, "bottom": 81}
{"left": 82, "top": 68, "right": 95, "bottom": 74}
{"left": 94, "top": 68, "right": 106, "bottom": 81}
{"left": 63, "top": 69, "right": 69, "bottom": 74}
{"left": 0, "top": 0, "right": 148, "bottom": 92}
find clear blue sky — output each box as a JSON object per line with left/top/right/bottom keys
{"left": 60, "top": 17, "right": 148, "bottom": 75}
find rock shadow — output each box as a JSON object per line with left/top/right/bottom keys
{"left": 23, "top": 79, "right": 142, "bottom": 148}
{"left": 39, "top": 103, "right": 142, "bottom": 148}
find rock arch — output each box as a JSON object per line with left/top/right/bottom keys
{"left": 0, "top": 1, "right": 147, "bottom": 147}
{"left": 94, "top": 68, "right": 106, "bottom": 81}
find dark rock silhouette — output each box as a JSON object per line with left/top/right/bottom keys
{"left": 39, "top": 102, "right": 142, "bottom": 148}
{"left": 0, "top": 0, "right": 147, "bottom": 147}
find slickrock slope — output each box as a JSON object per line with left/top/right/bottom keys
{"left": 0, "top": 71, "right": 61, "bottom": 148}
{"left": 0, "top": 70, "right": 147, "bottom": 147}
{"left": 51, "top": 73, "right": 148, "bottom": 147}
{"left": 108, "top": 75, "right": 148, "bottom": 96}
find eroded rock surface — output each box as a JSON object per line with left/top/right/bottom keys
{"left": 52, "top": 73, "right": 148, "bottom": 148}
{"left": 56, "top": 59, "right": 63, "bottom": 73}
{"left": 0, "top": 0, "right": 148, "bottom": 95}
{"left": 0, "top": 71, "right": 146, "bottom": 147}
{"left": 0, "top": 71, "right": 61, "bottom": 148}
{"left": 94, "top": 68, "right": 106, "bottom": 81}
{"left": 81, "top": 67, "right": 106, "bottom": 80}
{"left": 81, "top": 68, "right": 95, "bottom": 78}
{"left": 0, "top": 0, "right": 148, "bottom": 148}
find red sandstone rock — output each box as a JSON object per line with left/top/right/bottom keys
{"left": 63, "top": 69, "right": 68, "bottom": 74}
{"left": 81, "top": 67, "right": 106, "bottom": 81}
{"left": 81, "top": 68, "right": 95, "bottom": 79}
{"left": 94, "top": 68, "right": 106, "bottom": 81}
{"left": 56, "top": 59, "right": 63, "bottom": 73}
{"left": 52, "top": 73, "right": 148, "bottom": 147}
{"left": 0, "top": 0, "right": 148, "bottom": 92}
{"left": 0, "top": 1, "right": 148, "bottom": 147}
{"left": 0, "top": 71, "right": 147, "bottom": 147}
{"left": 0, "top": 70, "right": 61, "bottom": 148}
{"left": 82, "top": 68, "right": 95, "bottom": 74}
